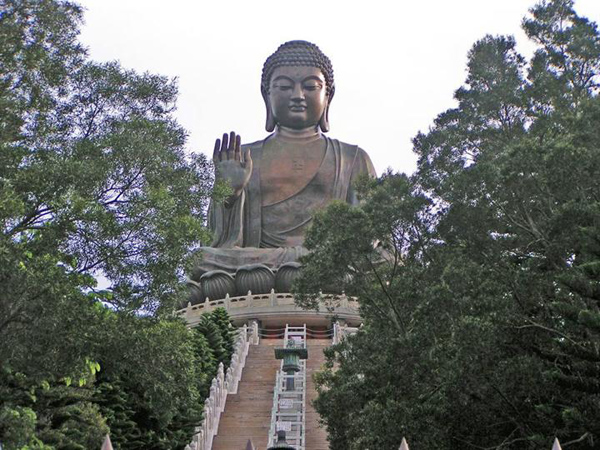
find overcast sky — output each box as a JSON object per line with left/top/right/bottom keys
{"left": 77, "top": 0, "right": 600, "bottom": 176}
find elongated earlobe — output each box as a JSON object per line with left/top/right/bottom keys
{"left": 319, "top": 103, "right": 330, "bottom": 132}
{"left": 319, "top": 87, "right": 334, "bottom": 133}
{"left": 262, "top": 88, "right": 276, "bottom": 132}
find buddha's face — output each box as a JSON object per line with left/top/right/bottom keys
{"left": 268, "top": 66, "right": 328, "bottom": 130}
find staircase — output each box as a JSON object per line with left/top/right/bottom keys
{"left": 212, "top": 338, "right": 330, "bottom": 450}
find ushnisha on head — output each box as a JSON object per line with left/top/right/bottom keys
{"left": 261, "top": 40, "right": 335, "bottom": 133}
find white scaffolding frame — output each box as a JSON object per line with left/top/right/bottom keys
{"left": 267, "top": 324, "right": 307, "bottom": 450}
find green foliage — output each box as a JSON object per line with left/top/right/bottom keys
{"left": 87, "top": 309, "right": 234, "bottom": 449}
{"left": 0, "top": 302, "right": 235, "bottom": 449}
{"left": 190, "top": 331, "right": 218, "bottom": 403}
{"left": 92, "top": 317, "right": 208, "bottom": 449}
{"left": 0, "top": 405, "right": 46, "bottom": 450}
{"left": 196, "top": 314, "right": 228, "bottom": 369}
{"left": 0, "top": 0, "right": 233, "bottom": 448}
{"left": 209, "top": 307, "right": 236, "bottom": 364}
{"left": 296, "top": 1, "right": 600, "bottom": 449}
{"left": 94, "top": 380, "right": 139, "bottom": 448}
{"left": 1, "top": 0, "right": 213, "bottom": 319}
{"left": 0, "top": 367, "right": 107, "bottom": 450}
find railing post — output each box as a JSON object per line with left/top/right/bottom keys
{"left": 340, "top": 292, "right": 349, "bottom": 308}
{"left": 332, "top": 321, "right": 339, "bottom": 345}
{"left": 251, "top": 319, "right": 260, "bottom": 345}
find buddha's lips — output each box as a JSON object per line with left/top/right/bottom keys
{"left": 289, "top": 105, "right": 307, "bottom": 111}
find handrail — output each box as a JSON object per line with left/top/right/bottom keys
{"left": 185, "top": 323, "right": 253, "bottom": 450}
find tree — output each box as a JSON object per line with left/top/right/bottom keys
{"left": 0, "top": 365, "right": 108, "bottom": 450}
{"left": 93, "top": 316, "right": 208, "bottom": 449}
{"left": 210, "top": 307, "right": 237, "bottom": 365}
{"left": 1, "top": 0, "right": 213, "bottom": 316}
{"left": 296, "top": 1, "right": 600, "bottom": 449}
{"left": 196, "top": 314, "right": 228, "bottom": 370}
{"left": 0, "top": 0, "right": 228, "bottom": 447}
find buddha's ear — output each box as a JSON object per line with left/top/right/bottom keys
{"left": 319, "top": 85, "right": 335, "bottom": 133}
{"left": 262, "top": 87, "right": 276, "bottom": 132}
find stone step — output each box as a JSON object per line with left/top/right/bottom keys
{"left": 213, "top": 439, "right": 269, "bottom": 450}
{"left": 218, "top": 425, "right": 270, "bottom": 433}
{"left": 219, "top": 419, "right": 270, "bottom": 427}
{"left": 239, "top": 367, "right": 280, "bottom": 373}
{"left": 220, "top": 411, "right": 271, "bottom": 420}
{"left": 222, "top": 401, "right": 273, "bottom": 409}
{"left": 243, "top": 361, "right": 283, "bottom": 365}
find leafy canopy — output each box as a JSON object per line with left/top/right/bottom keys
{"left": 295, "top": 1, "right": 600, "bottom": 449}
{"left": 0, "top": 0, "right": 234, "bottom": 448}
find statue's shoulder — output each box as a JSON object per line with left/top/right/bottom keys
{"left": 326, "top": 136, "right": 368, "bottom": 155}
{"left": 326, "top": 137, "right": 375, "bottom": 175}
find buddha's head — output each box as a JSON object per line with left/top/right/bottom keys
{"left": 261, "top": 40, "right": 334, "bottom": 133}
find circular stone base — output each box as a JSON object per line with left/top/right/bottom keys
{"left": 176, "top": 292, "right": 361, "bottom": 328}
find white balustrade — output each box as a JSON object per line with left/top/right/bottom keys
{"left": 178, "top": 292, "right": 362, "bottom": 328}
{"left": 185, "top": 323, "right": 252, "bottom": 450}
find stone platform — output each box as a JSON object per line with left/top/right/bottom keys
{"left": 176, "top": 291, "right": 361, "bottom": 328}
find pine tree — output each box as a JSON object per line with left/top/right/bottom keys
{"left": 191, "top": 330, "right": 218, "bottom": 397}
{"left": 95, "top": 379, "right": 140, "bottom": 449}
{"left": 209, "top": 308, "right": 236, "bottom": 365}
{"left": 196, "top": 315, "right": 228, "bottom": 369}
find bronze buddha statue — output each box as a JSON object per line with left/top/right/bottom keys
{"left": 189, "top": 41, "right": 375, "bottom": 301}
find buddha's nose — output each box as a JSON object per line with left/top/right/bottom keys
{"left": 291, "top": 85, "right": 305, "bottom": 100}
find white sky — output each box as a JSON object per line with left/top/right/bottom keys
{"left": 77, "top": 0, "right": 600, "bottom": 176}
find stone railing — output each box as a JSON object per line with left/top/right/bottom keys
{"left": 178, "top": 291, "right": 361, "bottom": 327}
{"left": 332, "top": 321, "right": 360, "bottom": 345}
{"left": 185, "top": 324, "right": 252, "bottom": 450}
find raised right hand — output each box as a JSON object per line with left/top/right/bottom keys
{"left": 213, "top": 131, "right": 253, "bottom": 197}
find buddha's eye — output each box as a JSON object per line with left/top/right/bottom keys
{"left": 303, "top": 83, "right": 322, "bottom": 91}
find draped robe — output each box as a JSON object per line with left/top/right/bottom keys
{"left": 198, "top": 136, "right": 376, "bottom": 273}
